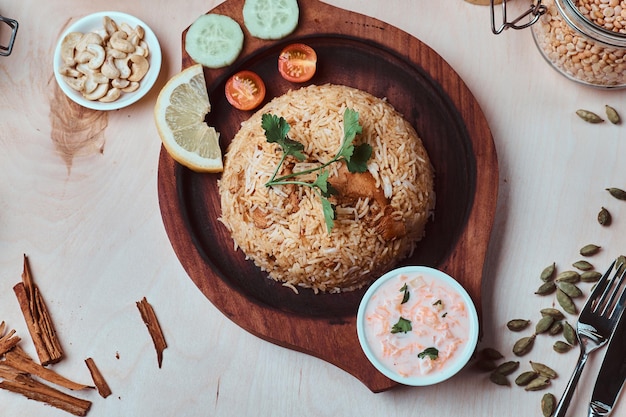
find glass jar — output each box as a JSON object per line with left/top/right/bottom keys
{"left": 492, "top": 0, "right": 626, "bottom": 88}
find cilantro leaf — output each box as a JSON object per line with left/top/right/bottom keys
{"left": 320, "top": 196, "right": 335, "bottom": 233}
{"left": 261, "top": 113, "right": 306, "bottom": 161}
{"left": 345, "top": 143, "right": 372, "bottom": 173}
{"left": 400, "top": 283, "right": 410, "bottom": 304}
{"left": 343, "top": 108, "right": 362, "bottom": 147}
{"left": 391, "top": 317, "right": 412, "bottom": 334}
{"left": 417, "top": 347, "right": 439, "bottom": 360}
{"left": 312, "top": 170, "right": 330, "bottom": 194}
{"left": 336, "top": 108, "right": 362, "bottom": 162}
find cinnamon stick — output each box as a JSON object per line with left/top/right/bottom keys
{"left": 0, "top": 321, "right": 21, "bottom": 356}
{"left": 136, "top": 297, "right": 167, "bottom": 368}
{"left": 84, "top": 357, "right": 111, "bottom": 398}
{"left": 0, "top": 373, "right": 91, "bottom": 416}
{"left": 13, "top": 255, "right": 63, "bottom": 365}
{"left": 3, "top": 346, "right": 92, "bottom": 391}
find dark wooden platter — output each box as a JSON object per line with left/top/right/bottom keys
{"left": 157, "top": 0, "right": 498, "bottom": 392}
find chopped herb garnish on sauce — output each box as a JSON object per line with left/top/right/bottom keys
{"left": 391, "top": 317, "right": 412, "bottom": 334}
{"left": 262, "top": 109, "right": 371, "bottom": 233}
{"left": 400, "top": 283, "right": 410, "bottom": 304}
{"left": 417, "top": 347, "right": 439, "bottom": 360}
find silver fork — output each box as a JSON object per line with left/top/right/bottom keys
{"left": 553, "top": 259, "right": 626, "bottom": 417}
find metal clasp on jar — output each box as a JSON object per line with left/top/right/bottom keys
{"left": 0, "top": 15, "right": 18, "bottom": 56}
{"left": 491, "top": 0, "right": 547, "bottom": 34}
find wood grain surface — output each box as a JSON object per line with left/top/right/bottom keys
{"left": 158, "top": 0, "right": 498, "bottom": 392}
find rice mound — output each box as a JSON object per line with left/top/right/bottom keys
{"left": 218, "top": 84, "right": 435, "bottom": 293}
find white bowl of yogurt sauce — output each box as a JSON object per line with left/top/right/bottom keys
{"left": 357, "top": 266, "right": 479, "bottom": 386}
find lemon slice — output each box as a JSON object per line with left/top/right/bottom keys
{"left": 154, "top": 64, "right": 222, "bottom": 173}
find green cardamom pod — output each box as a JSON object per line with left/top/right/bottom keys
{"left": 489, "top": 371, "right": 510, "bottom": 386}
{"left": 535, "top": 316, "right": 555, "bottom": 334}
{"left": 525, "top": 376, "right": 551, "bottom": 391}
{"left": 507, "top": 319, "right": 531, "bottom": 332}
{"left": 557, "top": 288, "right": 577, "bottom": 315}
{"left": 530, "top": 361, "right": 558, "bottom": 379}
{"left": 535, "top": 281, "right": 557, "bottom": 295}
{"left": 553, "top": 340, "right": 573, "bottom": 353}
{"left": 548, "top": 320, "right": 563, "bottom": 336}
{"left": 576, "top": 109, "right": 604, "bottom": 123}
{"left": 581, "top": 271, "right": 602, "bottom": 283}
{"left": 494, "top": 361, "right": 520, "bottom": 376}
{"left": 563, "top": 321, "right": 577, "bottom": 345}
{"left": 515, "top": 371, "right": 539, "bottom": 386}
{"left": 540, "top": 308, "right": 565, "bottom": 320}
{"left": 558, "top": 281, "right": 584, "bottom": 298}
{"left": 580, "top": 244, "right": 601, "bottom": 256}
{"left": 541, "top": 393, "right": 557, "bottom": 417}
{"left": 555, "top": 270, "right": 580, "bottom": 283}
{"left": 540, "top": 262, "right": 556, "bottom": 282}
{"left": 478, "top": 347, "right": 504, "bottom": 361}
{"left": 598, "top": 206, "right": 612, "bottom": 226}
{"left": 573, "top": 260, "right": 593, "bottom": 271}
{"left": 607, "top": 187, "right": 626, "bottom": 200}
{"left": 606, "top": 105, "right": 621, "bottom": 124}
{"left": 513, "top": 335, "right": 536, "bottom": 356}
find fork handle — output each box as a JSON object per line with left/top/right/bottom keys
{"left": 554, "top": 351, "right": 589, "bottom": 417}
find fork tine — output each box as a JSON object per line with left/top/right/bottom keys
{"left": 585, "top": 260, "right": 616, "bottom": 314}
{"left": 602, "top": 267, "right": 626, "bottom": 319}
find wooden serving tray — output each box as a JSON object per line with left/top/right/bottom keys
{"left": 157, "top": 0, "right": 498, "bottom": 392}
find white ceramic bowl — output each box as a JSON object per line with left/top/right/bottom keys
{"left": 356, "top": 266, "right": 479, "bottom": 386}
{"left": 53, "top": 11, "right": 162, "bottom": 111}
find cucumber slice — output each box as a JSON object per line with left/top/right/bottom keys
{"left": 185, "top": 14, "right": 244, "bottom": 69}
{"left": 243, "top": 0, "right": 299, "bottom": 40}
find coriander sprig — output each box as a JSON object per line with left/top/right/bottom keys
{"left": 261, "top": 108, "right": 372, "bottom": 233}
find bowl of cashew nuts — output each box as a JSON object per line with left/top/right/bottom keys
{"left": 53, "top": 11, "right": 162, "bottom": 110}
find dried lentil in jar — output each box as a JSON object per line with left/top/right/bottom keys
{"left": 531, "top": 0, "right": 626, "bottom": 87}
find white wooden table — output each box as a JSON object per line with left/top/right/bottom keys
{"left": 1, "top": 1, "right": 625, "bottom": 416}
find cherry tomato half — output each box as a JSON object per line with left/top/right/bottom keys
{"left": 278, "top": 43, "right": 317, "bottom": 83}
{"left": 225, "top": 70, "right": 266, "bottom": 111}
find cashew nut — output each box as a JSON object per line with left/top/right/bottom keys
{"left": 75, "top": 50, "right": 94, "bottom": 64}
{"left": 110, "top": 31, "right": 135, "bottom": 53}
{"left": 58, "top": 15, "right": 151, "bottom": 103}
{"left": 101, "top": 55, "right": 121, "bottom": 80}
{"left": 106, "top": 47, "right": 127, "bottom": 59}
{"left": 120, "top": 23, "right": 134, "bottom": 37}
{"left": 83, "top": 75, "right": 99, "bottom": 94}
{"left": 86, "top": 44, "right": 106, "bottom": 69}
{"left": 84, "top": 83, "right": 109, "bottom": 101}
{"left": 122, "top": 82, "right": 140, "bottom": 93}
{"left": 134, "top": 41, "right": 150, "bottom": 58}
{"left": 75, "top": 32, "right": 103, "bottom": 52}
{"left": 60, "top": 32, "right": 83, "bottom": 65}
{"left": 134, "top": 25, "right": 145, "bottom": 40}
{"left": 103, "top": 16, "right": 118, "bottom": 37}
{"left": 98, "top": 87, "right": 121, "bottom": 103}
{"left": 111, "top": 78, "right": 130, "bottom": 89}
{"left": 62, "top": 75, "right": 85, "bottom": 92}
{"left": 128, "top": 55, "right": 149, "bottom": 82}
{"left": 114, "top": 57, "right": 132, "bottom": 79}
{"left": 59, "top": 65, "right": 81, "bottom": 78}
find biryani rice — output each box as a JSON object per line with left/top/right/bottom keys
{"left": 218, "top": 84, "right": 435, "bottom": 293}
